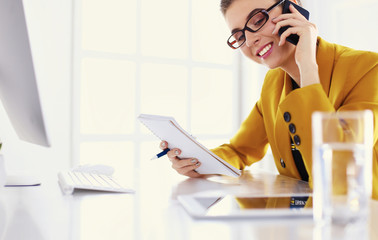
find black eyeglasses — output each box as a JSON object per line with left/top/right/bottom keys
{"left": 227, "top": 0, "right": 285, "bottom": 49}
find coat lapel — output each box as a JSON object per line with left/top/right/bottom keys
{"left": 316, "top": 37, "right": 336, "bottom": 97}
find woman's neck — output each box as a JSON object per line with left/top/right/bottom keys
{"left": 280, "top": 50, "right": 301, "bottom": 86}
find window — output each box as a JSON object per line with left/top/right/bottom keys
{"left": 72, "top": 0, "right": 248, "bottom": 184}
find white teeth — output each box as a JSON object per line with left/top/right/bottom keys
{"left": 258, "top": 44, "right": 272, "bottom": 56}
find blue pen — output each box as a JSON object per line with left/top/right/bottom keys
{"left": 150, "top": 148, "right": 170, "bottom": 160}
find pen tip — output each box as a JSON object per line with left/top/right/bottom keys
{"left": 150, "top": 156, "right": 157, "bottom": 161}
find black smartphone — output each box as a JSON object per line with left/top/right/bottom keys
{"left": 278, "top": 1, "right": 310, "bottom": 45}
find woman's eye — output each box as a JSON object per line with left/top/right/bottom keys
{"left": 233, "top": 32, "right": 245, "bottom": 42}
{"left": 253, "top": 18, "right": 264, "bottom": 27}
{"left": 237, "top": 35, "right": 245, "bottom": 42}
{"left": 248, "top": 11, "right": 267, "bottom": 29}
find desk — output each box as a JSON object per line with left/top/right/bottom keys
{"left": 0, "top": 164, "right": 377, "bottom": 240}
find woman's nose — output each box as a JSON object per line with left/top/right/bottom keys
{"left": 244, "top": 31, "right": 260, "bottom": 47}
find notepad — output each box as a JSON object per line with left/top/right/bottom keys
{"left": 138, "top": 114, "right": 241, "bottom": 177}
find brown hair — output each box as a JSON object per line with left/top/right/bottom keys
{"left": 220, "top": 0, "right": 234, "bottom": 15}
{"left": 220, "top": 0, "right": 302, "bottom": 15}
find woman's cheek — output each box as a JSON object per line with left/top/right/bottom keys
{"left": 241, "top": 48, "right": 260, "bottom": 64}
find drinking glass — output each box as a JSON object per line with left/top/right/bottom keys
{"left": 312, "top": 110, "right": 373, "bottom": 225}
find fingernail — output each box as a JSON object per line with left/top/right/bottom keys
{"left": 175, "top": 150, "right": 180, "bottom": 155}
{"left": 191, "top": 159, "right": 197, "bottom": 163}
{"left": 161, "top": 142, "right": 166, "bottom": 147}
{"left": 195, "top": 162, "right": 200, "bottom": 166}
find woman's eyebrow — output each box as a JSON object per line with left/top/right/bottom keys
{"left": 246, "top": 8, "right": 264, "bottom": 21}
{"left": 231, "top": 28, "right": 241, "bottom": 34}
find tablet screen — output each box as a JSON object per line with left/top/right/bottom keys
{"left": 178, "top": 194, "right": 313, "bottom": 219}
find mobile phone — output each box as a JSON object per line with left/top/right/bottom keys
{"left": 278, "top": 1, "right": 310, "bottom": 45}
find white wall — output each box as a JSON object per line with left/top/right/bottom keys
{"left": 0, "top": 0, "right": 72, "bottom": 179}
{"left": 305, "top": 0, "right": 377, "bottom": 52}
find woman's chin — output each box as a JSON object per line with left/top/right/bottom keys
{"left": 247, "top": 54, "right": 281, "bottom": 69}
{"left": 261, "top": 60, "right": 281, "bottom": 69}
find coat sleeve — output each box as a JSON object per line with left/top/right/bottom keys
{"left": 211, "top": 100, "right": 269, "bottom": 170}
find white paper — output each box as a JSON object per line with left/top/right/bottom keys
{"left": 138, "top": 114, "right": 241, "bottom": 177}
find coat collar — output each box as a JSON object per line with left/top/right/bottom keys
{"left": 278, "top": 37, "right": 335, "bottom": 100}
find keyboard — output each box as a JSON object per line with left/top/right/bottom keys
{"left": 58, "top": 170, "right": 134, "bottom": 195}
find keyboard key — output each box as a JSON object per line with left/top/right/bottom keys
{"left": 57, "top": 171, "right": 135, "bottom": 195}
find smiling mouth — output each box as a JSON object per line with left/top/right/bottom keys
{"left": 257, "top": 43, "right": 273, "bottom": 57}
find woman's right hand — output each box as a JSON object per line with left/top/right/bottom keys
{"left": 160, "top": 141, "right": 202, "bottom": 178}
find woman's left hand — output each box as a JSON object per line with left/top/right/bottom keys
{"left": 272, "top": 4, "right": 319, "bottom": 87}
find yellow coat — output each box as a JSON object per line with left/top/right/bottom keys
{"left": 212, "top": 37, "right": 378, "bottom": 199}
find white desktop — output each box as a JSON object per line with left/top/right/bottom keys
{"left": 0, "top": 0, "right": 50, "bottom": 187}
{"left": 1, "top": 161, "right": 377, "bottom": 240}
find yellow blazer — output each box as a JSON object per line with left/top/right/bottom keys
{"left": 212, "top": 37, "right": 378, "bottom": 199}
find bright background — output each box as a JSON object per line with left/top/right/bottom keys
{"left": 0, "top": 0, "right": 376, "bottom": 183}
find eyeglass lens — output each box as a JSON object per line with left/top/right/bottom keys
{"left": 228, "top": 11, "right": 268, "bottom": 49}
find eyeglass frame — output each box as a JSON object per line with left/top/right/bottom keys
{"left": 227, "top": 0, "right": 285, "bottom": 49}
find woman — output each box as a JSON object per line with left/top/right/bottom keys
{"left": 159, "top": 0, "right": 378, "bottom": 199}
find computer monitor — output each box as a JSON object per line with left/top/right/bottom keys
{"left": 0, "top": 0, "right": 50, "bottom": 186}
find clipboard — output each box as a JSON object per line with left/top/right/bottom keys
{"left": 137, "top": 114, "right": 241, "bottom": 177}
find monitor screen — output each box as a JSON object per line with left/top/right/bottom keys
{"left": 0, "top": 0, "right": 50, "bottom": 147}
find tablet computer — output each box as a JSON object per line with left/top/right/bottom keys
{"left": 178, "top": 194, "right": 313, "bottom": 219}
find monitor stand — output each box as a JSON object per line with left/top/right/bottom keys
{"left": 5, "top": 175, "right": 41, "bottom": 187}
{"left": 0, "top": 154, "right": 41, "bottom": 187}
{"left": 0, "top": 154, "right": 5, "bottom": 187}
